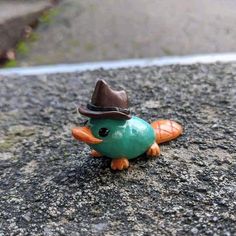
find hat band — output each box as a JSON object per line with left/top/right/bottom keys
{"left": 87, "top": 103, "right": 130, "bottom": 114}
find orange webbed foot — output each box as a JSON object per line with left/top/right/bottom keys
{"left": 111, "top": 158, "right": 129, "bottom": 170}
{"left": 90, "top": 150, "right": 103, "bottom": 158}
{"left": 147, "top": 142, "right": 161, "bottom": 157}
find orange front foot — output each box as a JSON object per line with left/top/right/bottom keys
{"left": 111, "top": 158, "right": 129, "bottom": 170}
{"left": 90, "top": 150, "right": 103, "bottom": 157}
{"left": 147, "top": 142, "right": 161, "bottom": 157}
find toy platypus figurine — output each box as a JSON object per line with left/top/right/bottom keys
{"left": 72, "top": 80, "right": 183, "bottom": 170}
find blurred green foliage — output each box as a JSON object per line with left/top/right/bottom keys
{"left": 4, "top": 60, "right": 17, "bottom": 68}
{"left": 39, "top": 8, "right": 60, "bottom": 24}
{"left": 16, "top": 41, "right": 29, "bottom": 55}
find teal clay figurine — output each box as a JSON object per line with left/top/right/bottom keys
{"left": 72, "top": 80, "right": 183, "bottom": 170}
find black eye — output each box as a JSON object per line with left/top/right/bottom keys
{"left": 98, "top": 128, "right": 110, "bottom": 137}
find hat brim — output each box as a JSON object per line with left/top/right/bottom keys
{"left": 79, "top": 106, "right": 131, "bottom": 120}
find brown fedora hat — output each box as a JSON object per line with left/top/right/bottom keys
{"left": 79, "top": 80, "right": 131, "bottom": 120}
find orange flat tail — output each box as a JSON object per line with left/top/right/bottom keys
{"left": 151, "top": 120, "right": 183, "bottom": 144}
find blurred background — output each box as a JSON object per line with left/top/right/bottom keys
{"left": 1, "top": 0, "right": 236, "bottom": 67}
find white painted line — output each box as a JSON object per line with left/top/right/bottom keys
{"left": 1, "top": 53, "right": 236, "bottom": 76}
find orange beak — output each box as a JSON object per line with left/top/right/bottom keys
{"left": 72, "top": 126, "right": 103, "bottom": 144}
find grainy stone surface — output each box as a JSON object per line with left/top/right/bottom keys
{"left": 0, "top": 63, "right": 236, "bottom": 235}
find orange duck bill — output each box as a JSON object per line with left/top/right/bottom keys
{"left": 72, "top": 127, "right": 103, "bottom": 144}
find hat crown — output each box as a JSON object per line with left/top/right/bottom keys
{"left": 79, "top": 80, "right": 131, "bottom": 120}
{"left": 91, "top": 80, "right": 129, "bottom": 109}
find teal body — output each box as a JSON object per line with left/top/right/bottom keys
{"left": 89, "top": 116, "right": 155, "bottom": 159}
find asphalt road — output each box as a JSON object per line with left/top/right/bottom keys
{"left": 17, "top": 0, "right": 236, "bottom": 66}
{"left": 0, "top": 62, "right": 235, "bottom": 235}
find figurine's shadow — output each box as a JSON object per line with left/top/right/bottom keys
{"left": 128, "top": 153, "right": 153, "bottom": 166}
{"left": 54, "top": 152, "right": 156, "bottom": 187}
{"left": 53, "top": 157, "right": 111, "bottom": 187}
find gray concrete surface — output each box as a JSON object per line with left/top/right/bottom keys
{"left": 17, "top": 0, "right": 236, "bottom": 66}
{"left": 0, "top": 63, "right": 236, "bottom": 235}
{"left": 0, "top": 0, "right": 51, "bottom": 55}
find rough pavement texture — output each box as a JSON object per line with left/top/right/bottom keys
{"left": 18, "top": 0, "right": 236, "bottom": 66}
{"left": 0, "top": 63, "right": 236, "bottom": 235}
{"left": 0, "top": 0, "right": 51, "bottom": 54}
